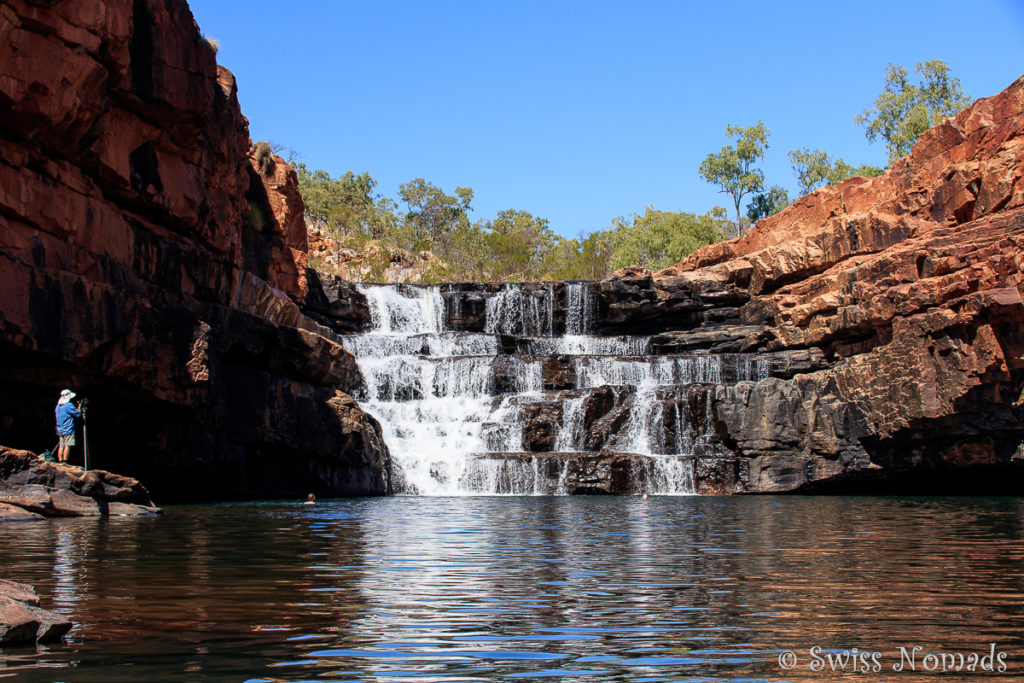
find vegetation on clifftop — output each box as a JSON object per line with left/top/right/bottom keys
{"left": 296, "top": 164, "right": 731, "bottom": 282}
{"left": 855, "top": 59, "right": 971, "bottom": 164}
{"left": 292, "top": 59, "right": 968, "bottom": 283}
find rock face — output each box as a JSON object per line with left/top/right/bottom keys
{"left": 0, "top": 579, "right": 73, "bottom": 645}
{"left": 590, "top": 75, "right": 1024, "bottom": 493}
{"left": 0, "top": 0, "right": 391, "bottom": 500}
{"left": 0, "top": 446, "right": 159, "bottom": 517}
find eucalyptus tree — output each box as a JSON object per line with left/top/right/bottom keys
{"left": 398, "top": 178, "right": 474, "bottom": 250}
{"left": 788, "top": 148, "right": 883, "bottom": 197}
{"left": 605, "top": 208, "right": 728, "bottom": 270}
{"left": 746, "top": 186, "right": 790, "bottom": 223}
{"left": 855, "top": 59, "right": 971, "bottom": 165}
{"left": 698, "top": 122, "right": 770, "bottom": 237}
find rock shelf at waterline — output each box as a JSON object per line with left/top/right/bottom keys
{"left": 341, "top": 282, "right": 779, "bottom": 495}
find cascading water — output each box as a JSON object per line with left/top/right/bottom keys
{"left": 342, "top": 282, "right": 771, "bottom": 495}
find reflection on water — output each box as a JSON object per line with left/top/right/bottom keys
{"left": 0, "top": 496, "right": 1023, "bottom": 681}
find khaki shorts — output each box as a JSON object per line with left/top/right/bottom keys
{"left": 58, "top": 433, "right": 75, "bottom": 448}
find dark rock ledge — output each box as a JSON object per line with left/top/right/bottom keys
{"left": 0, "top": 446, "right": 161, "bottom": 519}
{"left": 0, "top": 579, "right": 72, "bottom": 645}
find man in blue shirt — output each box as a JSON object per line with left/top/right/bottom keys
{"left": 55, "top": 389, "right": 81, "bottom": 464}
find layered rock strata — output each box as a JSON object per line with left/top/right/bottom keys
{"left": 2, "top": 0, "right": 1020, "bottom": 498}
{"left": 590, "top": 76, "right": 1024, "bottom": 492}
{"left": 0, "top": 0, "right": 390, "bottom": 500}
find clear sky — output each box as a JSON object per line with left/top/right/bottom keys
{"left": 188, "top": 0, "right": 1023, "bottom": 238}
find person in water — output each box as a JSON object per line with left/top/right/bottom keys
{"left": 305, "top": 493, "right": 316, "bottom": 505}
{"left": 54, "top": 389, "right": 81, "bottom": 464}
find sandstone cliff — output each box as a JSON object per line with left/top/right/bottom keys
{"left": 0, "top": 0, "right": 391, "bottom": 500}
{"left": 594, "top": 75, "right": 1024, "bottom": 492}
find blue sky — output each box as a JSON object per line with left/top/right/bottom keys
{"left": 189, "top": 0, "right": 1024, "bottom": 238}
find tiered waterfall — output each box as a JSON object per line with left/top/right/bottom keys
{"left": 341, "top": 282, "right": 770, "bottom": 495}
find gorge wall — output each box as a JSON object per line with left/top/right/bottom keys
{"left": 0, "top": 0, "right": 390, "bottom": 500}
{"left": 2, "top": 0, "right": 1021, "bottom": 499}
{"left": 594, "top": 76, "right": 1024, "bottom": 492}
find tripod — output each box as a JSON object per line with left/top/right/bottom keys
{"left": 81, "top": 402, "right": 90, "bottom": 471}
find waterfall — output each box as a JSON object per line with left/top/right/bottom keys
{"left": 343, "top": 282, "right": 754, "bottom": 496}
{"left": 362, "top": 284, "right": 444, "bottom": 334}
{"left": 484, "top": 284, "right": 555, "bottom": 336}
{"left": 564, "top": 282, "right": 592, "bottom": 335}
{"left": 554, "top": 395, "right": 586, "bottom": 451}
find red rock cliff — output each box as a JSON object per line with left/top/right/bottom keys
{"left": 0, "top": 0, "right": 390, "bottom": 500}
{"left": 595, "top": 75, "right": 1024, "bottom": 492}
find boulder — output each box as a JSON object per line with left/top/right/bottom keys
{"left": 0, "top": 580, "right": 72, "bottom": 645}
{"left": 518, "top": 402, "right": 563, "bottom": 452}
{"left": 0, "top": 445, "right": 160, "bottom": 517}
{"left": 0, "top": 503, "right": 44, "bottom": 523}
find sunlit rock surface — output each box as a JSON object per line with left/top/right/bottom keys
{"left": 597, "top": 75, "right": 1024, "bottom": 492}
{"left": 0, "top": 445, "right": 159, "bottom": 516}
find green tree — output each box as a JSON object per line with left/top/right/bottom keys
{"left": 605, "top": 207, "right": 727, "bottom": 270}
{"left": 483, "top": 209, "right": 557, "bottom": 282}
{"left": 294, "top": 164, "right": 398, "bottom": 240}
{"left": 439, "top": 220, "right": 489, "bottom": 281}
{"left": 788, "top": 148, "right": 884, "bottom": 196}
{"left": 831, "top": 160, "right": 885, "bottom": 183}
{"left": 698, "top": 122, "right": 770, "bottom": 237}
{"left": 544, "top": 231, "right": 617, "bottom": 281}
{"left": 397, "top": 179, "right": 474, "bottom": 250}
{"left": 746, "top": 185, "right": 790, "bottom": 223}
{"left": 292, "top": 163, "right": 730, "bottom": 283}
{"left": 787, "top": 148, "right": 832, "bottom": 196}
{"left": 854, "top": 59, "right": 971, "bottom": 165}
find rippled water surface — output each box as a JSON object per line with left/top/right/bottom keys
{"left": 1, "top": 496, "right": 1023, "bottom": 681}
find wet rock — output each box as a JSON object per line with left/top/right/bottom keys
{"left": 693, "top": 457, "right": 745, "bottom": 495}
{"left": 583, "top": 390, "right": 631, "bottom": 452}
{"left": 518, "top": 402, "right": 563, "bottom": 452}
{"left": 491, "top": 357, "right": 521, "bottom": 395}
{"left": 541, "top": 357, "right": 576, "bottom": 390}
{"left": 443, "top": 286, "right": 492, "bottom": 332}
{"left": 650, "top": 325, "right": 772, "bottom": 354}
{"left": 0, "top": 580, "right": 72, "bottom": 645}
{"left": 303, "top": 271, "right": 371, "bottom": 334}
{"left": 0, "top": 482, "right": 53, "bottom": 516}
{"left": 0, "top": 503, "right": 44, "bottom": 523}
{"left": 582, "top": 386, "right": 616, "bottom": 435}
{"left": 497, "top": 335, "right": 520, "bottom": 355}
